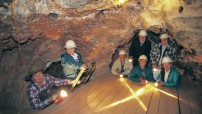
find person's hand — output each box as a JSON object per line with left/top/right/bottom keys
{"left": 157, "top": 65, "right": 162, "bottom": 69}
{"left": 158, "top": 81, "right": 164, "bottom": 86}
{"left": 152, "top": 64, "right": 157, "bottom": 69}
{"left": 66, "top": 79, "right": 73, "bottom": 84}
{"left": 140, "top": 78, "right": 146, "bottom": 83}
{"left": 81, "top": 64, "right": 87, "bottom": 69}
{"left": 51, "top": 94, "right": 58, "bottom": 101}
{"left": 116, "top": 72, "right": 120, "bottom": 77}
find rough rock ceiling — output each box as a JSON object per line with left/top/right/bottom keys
{"left": 0, "top": 0, "right": 202, "bottom": 113}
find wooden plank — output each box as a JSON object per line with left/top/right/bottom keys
{"left": 158, "top": 86, "right": 170, "bottom": 114}
{"left": 78, "top": 77, "right": 119, "bottom": 113}
{"left": 94, "top": 78, "right": 126, "bottom": 113}
{"left": 48, "top": 76, "right": 111, "bottom": 114}
{"left": 112, "top": 79, "right": 137, "bottom": 114}
{"left": 123, "top": 82, "right": 145, "bottom": 114}
{"left": 69, "top": 76, "right": 118, "bottom": 114}
{"left": 146, "top": 85, "right": 161, "bottom": 114}
{"left": 168, "top": 87, "right": 179, "bottom": 114}
{"left": 37, "top": 76, "right": 105, "bottom": 114}
{"left": 136, "top": 83, "right": 154, "bottom": 114}
{"left": 178, "top": 88, "right": 192, "bottom": 114}
{"left": 100, "top": 78, "right": 131, "bottom": 114}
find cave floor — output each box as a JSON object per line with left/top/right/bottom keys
{"left": 28, "top": 75, "right": 201, "bottom": 114}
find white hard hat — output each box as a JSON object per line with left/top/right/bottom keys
{"left": 138, "top": 55, "right": 148, "bottom": 61}
{"left": 160, "top": 33, "right": 169, "bottom": 39}
{"left": 119, "top": 50, "right": 126, "bottom": 55}
{"left": 162, "top": 56, "right": 173, "bottom": 63}
{"left": 138, "top": 30, "right": 147, "bottom": 36}
{"left": 64, "top": 40, "right": 77, "bottom": 48}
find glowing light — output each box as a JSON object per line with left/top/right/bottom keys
{"left": 112, "top": 0, "right": 128, "bottom": 7}
{"left": 129, "top": 59, "right": 133, "bottom": 62}
{"left": 156, "top": 88, "right": 177, "bottom": 99}
{"left": 120, "top": 74, "right": 123, "bottom": 78}
{"left": 99, "top": 82, "right": 148, "bottom": 112}
{"left": 145, "top": 80, "right": 148, "bottom": 84}
{"left": 154, "top": 82, "right": 158, "bottom": 87}
{"left": 153, "top": 68, "right": 157, "bottom": 72}
{"left": 60, "top": 90, "right": 68, "bottom": 98}
{"left": 136, "top": 88, "right": 144, "bottom": 95}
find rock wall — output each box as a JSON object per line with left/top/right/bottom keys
{"left": 0, "top": 0, "right": 201, "bottom": 113}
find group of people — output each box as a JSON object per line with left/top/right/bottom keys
{"left": 25, "top": 40, "right": 88, "bottom": 110}
{"left": 111, "top": 30, "right": 181, "bottom": 87}
{"left": 25, "top": 29, "right": 181, "bottom": 110}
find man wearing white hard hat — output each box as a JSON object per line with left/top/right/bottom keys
{"left": 129, "top": 55, "right": 155, "bottom": 83}
{"left": 150, "top": 33, "right": 177, "bottom": 80}
{"left": 129, "top": 30, "right": 151, "bottom": 67}
{"left": 61, "top": 40, "right": 87, "bottom": 79}
{"left": 25, "top": 66, "right": 72, "bottom": 110}
{"left": 111, "top": 50, "right": 133, "bottom": 77}
{"left": 156, "top": 56, "right": 181, "bottom": 87}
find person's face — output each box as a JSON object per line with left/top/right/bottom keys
{"left": 32, "top": 71, "right": 44, "bottom": 84}
{"left": 139, "top": 59, "right": 147, "bottom": 68}
{"left": 139, "top": 36, "right": 146, "bottom": 44}
{"left": 66, "top": 48, "right": 75, "bottom": 55}
{"left": 119, "top": 54, "right": 126, "bottom": 62}
{"left": 161, "top": 39, "right": 168, "bottom": 46}
{"left": 163, "top": 63, "right": 172, "bottom": 71}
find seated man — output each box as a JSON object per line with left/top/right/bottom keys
{"left": 25, "top": 68, "right": 72, "bottom": 110}
{"left": 129, "top": 55, "right": 155, "bottom": 83}
{"left": 150, "top": 33, "right": 177, "bottom": 80}
{"left": 61, "top": 40, "right": 87, "bottom": 79}
{"left": 157, "top": 56, "right": 181, "bottom": 87}
{"left": 111, "top": 50, "right": 133, "bottom": 77}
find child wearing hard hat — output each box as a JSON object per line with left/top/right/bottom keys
{"left": 156, "top": 56, "right": 181, "bottom": 87}
{"left": 150, "top": 33, "right": 177, "bottom": 80}
{"left": 129, "top": 30, "right": 151, "bottom": 67}
{"left": 111, "top": 50, "right": 133, "bottom": 77}
{"left": 128, "top": 55, "right": 155, "bottom": 83}
{"left": 61, "top": 40, "right": 87, "bottom": 79}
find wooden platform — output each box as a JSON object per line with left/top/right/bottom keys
{"left": 35, "top": 75, "right": 202, "bottom": 114}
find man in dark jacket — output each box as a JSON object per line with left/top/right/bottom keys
{"left": 129, "top": 30, "right": 151, "bottom": 66}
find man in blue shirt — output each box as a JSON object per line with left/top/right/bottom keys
{"left": 157, "top": 56, "right": 181, "bottom": 87}
{"left": 129, "top": 55, "right": 155, "bottom": 83}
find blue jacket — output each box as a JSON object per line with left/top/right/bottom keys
{"left": 129, "top": 65, "right": 155, "bottom": 82}
{"left": 61, "top": 52, "right": 83, "bottom": 78}
{"left": 157, "top": 67, "right": 181, "bottom": 87}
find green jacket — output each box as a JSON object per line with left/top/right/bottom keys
{"left": 129, "top": 65, "right": 155, "bottom": 82}
{"left": 158, "top": 67, "right": 181, "bottom": 87}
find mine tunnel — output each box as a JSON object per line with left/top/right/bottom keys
{"left": 0, "top": 0, "right": 202, "bottom": 114}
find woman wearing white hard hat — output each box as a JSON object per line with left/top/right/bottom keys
{"left": 111, "top": 50, "right": 133, "bottom": 77}
{"left": 129, "top": 30, "right": 151, "bottom": 67}
{"left": 61, "top": 40, "right": 87, "bottom": 79}
{"left": 150, "top": 33, "right": 177, "bottom": 79}
{"left": 156, "top": 56, "right": 181, "bottom": 87}
{"left": 129, "top": 55, "right": 155, "bottom": 83}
